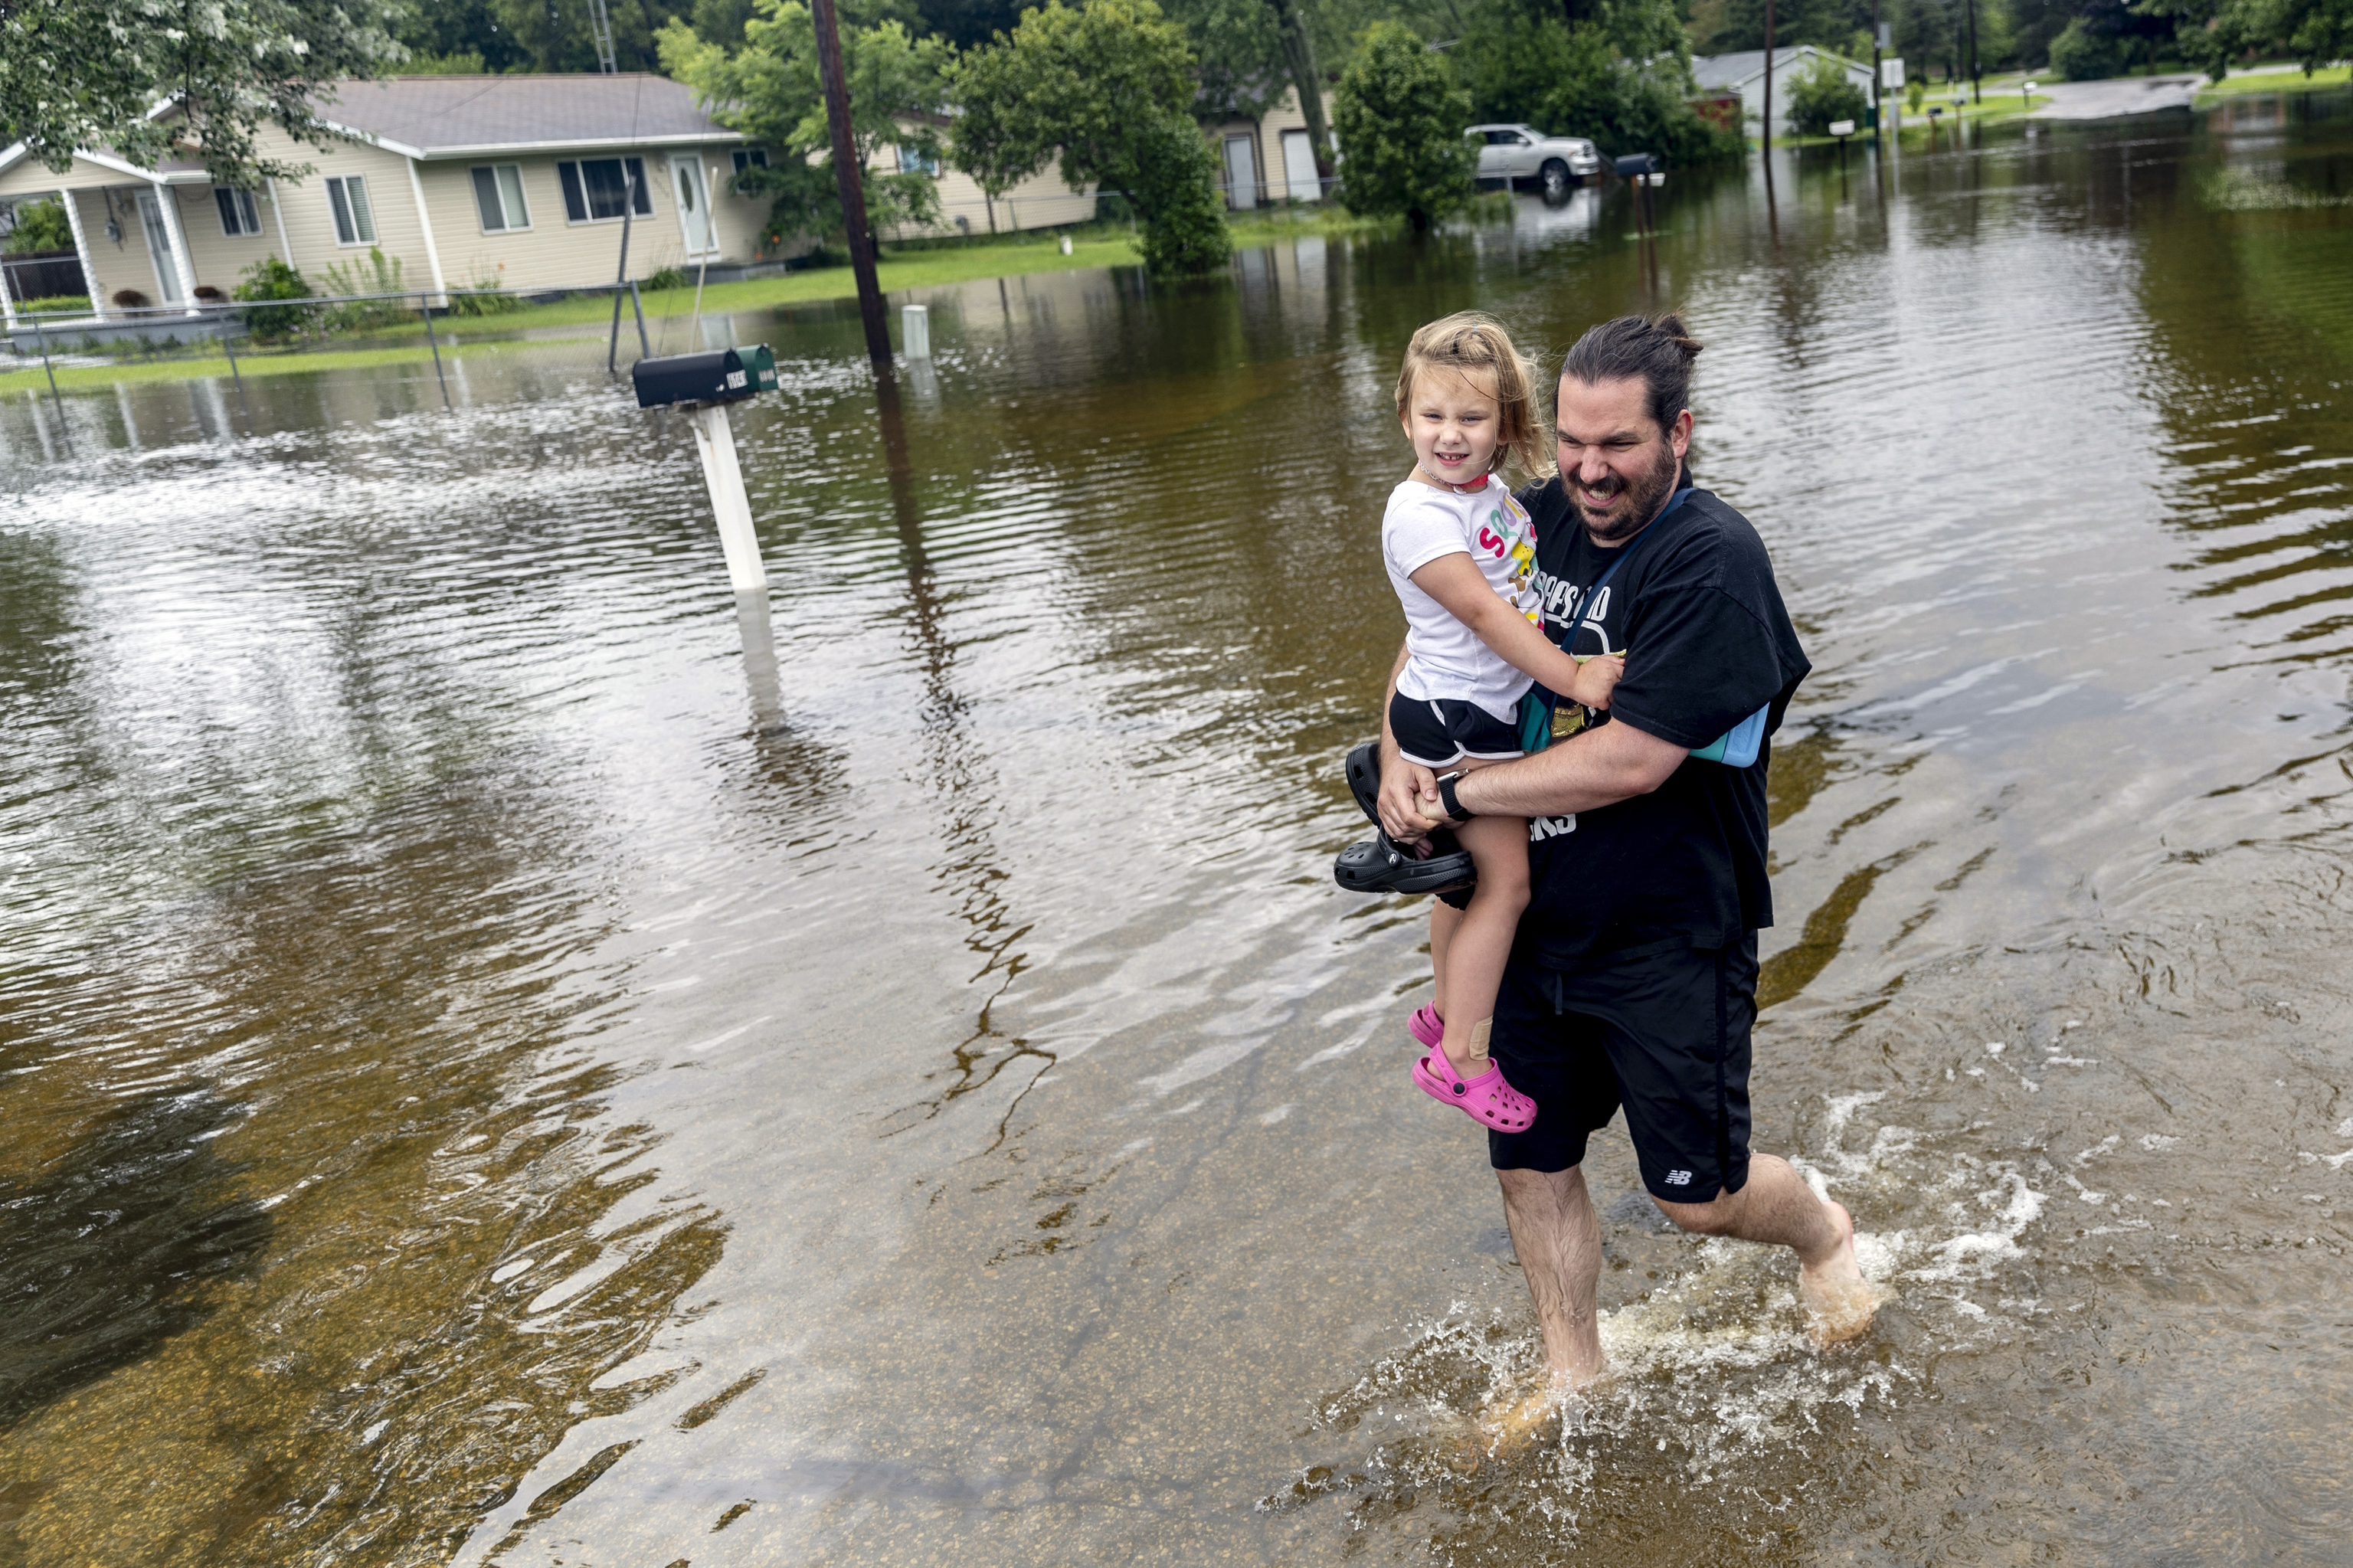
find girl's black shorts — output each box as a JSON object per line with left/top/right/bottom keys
{"left": 1388, "top": 689, "right": 1524, "bottom": 769}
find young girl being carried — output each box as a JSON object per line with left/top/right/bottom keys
{"left": 1380, "top": 313, "right": 1622, "bottom": 1131}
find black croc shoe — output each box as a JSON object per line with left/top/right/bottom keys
{"left": 1334, "top": 830, "right": 1476, "bottom": 895}
{"left": 1334, "top": 741, "right": 1476, "bottom": 895}
{"left": 1345, "top": 741, "right": 1384, "bottom": 824}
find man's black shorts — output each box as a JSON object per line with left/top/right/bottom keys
{"left": 1487, "top": 934, "right": 1759, "bottom": 1202}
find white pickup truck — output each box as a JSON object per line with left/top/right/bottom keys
{"left": 1465, "top": 124, "right": 1604, "bottom": 196}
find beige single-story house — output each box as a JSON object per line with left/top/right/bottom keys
{"left": 2, "top": 74, "right": 1113, "bottom": 329}
{"left": 1200, "top": 87, "right": 1336, "bottom": 209}
{"left": 1691, "top": 47, "right": 1877, "bottom": 136}
{"left": 0, "top": 74, "right": 782, "bottom": 326}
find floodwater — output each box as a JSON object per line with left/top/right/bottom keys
{"left": 4, "top": 95, "right": 2351, "bottom": 1565}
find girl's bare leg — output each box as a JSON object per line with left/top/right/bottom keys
{"left": 1435, "top": 807, "right": 1530, "bottom": 1080}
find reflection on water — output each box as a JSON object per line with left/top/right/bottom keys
{"left": 2, "top": 95, "right": 2351, "bottom": 1563}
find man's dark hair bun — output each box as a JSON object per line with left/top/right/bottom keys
{"left": 1559, "top": 313, "right": 1703, "bottom": 429}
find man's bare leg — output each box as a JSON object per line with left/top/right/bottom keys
{"left": 1481, "top": 1164, "right": 1606, "bottom": 1451}
{"left": 1651, "top": 1153, "right": 1878, "bottom": 1344}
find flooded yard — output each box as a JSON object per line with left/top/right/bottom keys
{"left": 4, "top": 97, "right": 2352, "bottom": 1563}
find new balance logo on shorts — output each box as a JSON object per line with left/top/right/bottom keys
{"left": 1664, "top": 1169, "right": 1693, "bottom": 1185}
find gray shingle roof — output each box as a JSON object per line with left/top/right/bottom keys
{"left": 320, "top": 74, "right": 738, "bottom": 157}
{"left": 1691, "top": 47, "right": 1863, "bottom": 90}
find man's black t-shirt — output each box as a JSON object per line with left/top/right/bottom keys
{"left": 1508, "top": 475, "right": 1810, "bottom": 967}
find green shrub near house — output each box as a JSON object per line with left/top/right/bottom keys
{"left": 447, "top": 270, "right": 523, "bottom": 316}
{"left": 319, "top": 247, "right": 411, "bottom": 331}
{"left": 233, "top": 258, "right": 317, "bottom": 340}
{"left": 1785, "top": 55, "right": 1870, "bottom": 135}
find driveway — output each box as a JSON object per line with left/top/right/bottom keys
{"left": 2029, "top": 74, "right": 2201, "bottom": 119}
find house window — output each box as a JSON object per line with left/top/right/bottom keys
{"left": 471, "top": 164, "right": 531, "bottom": 232}
{"left": 895, "top": 146, "right": 938, "bottom": 176}
{"left": 215, "top": 188, "right": 262, "bottom": 236}
{"left": 326, "top": 175, "right": 375, "bottom": 245}
{"left": 730, "top": 149, "right": 769, "bottom": 174}
{"left": 556, "top": 158, "right": 652, "bottom": 223}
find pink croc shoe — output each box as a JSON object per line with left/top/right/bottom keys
{"left": 1408, "top": 1004, "right": 1444, "bottom": 1049}
{"left": 1412, "top": 1046, "right": 1537, "bottom": 1133}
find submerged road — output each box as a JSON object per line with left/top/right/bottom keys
{"left": 2031, "top": 73, "right": 2201, "bottom": 118}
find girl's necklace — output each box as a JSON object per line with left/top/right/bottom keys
{"left": 1416, "top": 466, "right": 1488, "bottom": 495}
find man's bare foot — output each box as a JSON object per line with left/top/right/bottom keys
{"left": 1799, "top": 1198, "right": 1883, "bottom": 1347}
{"left": 1476, "top": 1363, "right": 1608, "bottom": 1458}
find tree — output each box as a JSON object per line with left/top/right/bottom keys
{"left": 1331, "top": 19, "right": 1475, "bottom": 229}
{"left": 0, "top": 0, "right": 401, "bottom": 184}
{"left": 391, "top": 0, "right": 530, "bottom": 71}
{"left": 2137, "top": 0, "right": 2352, "bottom": 78}
{"left": 1163, "top": 0, "right": 1333, "bottom": 165}
{"left": 2045, "top": 13, "right": 2120, "bottom": 70}
{"left": 949, "top": 0, "right": 1232, "bottom": 277}
{"left": 660, "top": 0, "right": 953, "bottom": 250}
{"left": 3, "top": 198, "right": 74, "bottom": 254}
{"left": 490, "top": 0, "right": 691, "bottom": 71}
{"left": 1783, "top": 52, "right": 1869, "bottom": 129}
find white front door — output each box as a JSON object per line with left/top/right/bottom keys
{"left": 670, "top": 155, "right": 715, "bottom": 257}
{"left": 1223, "top": 134, "right": 1258, "bottom": 210}
{"left": 1281, "top": 129, "right": 1319, "bottom": 202}
{"left": 134, "top": 188, "right": 182, "bottom": 304}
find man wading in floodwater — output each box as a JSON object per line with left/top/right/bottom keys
{"left": 1373, "top": 314, "right": 1879, "bottom": 1432}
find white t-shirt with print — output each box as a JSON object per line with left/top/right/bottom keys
{"left": 1383, "top": 473, "right": 1542, "bottom": 723}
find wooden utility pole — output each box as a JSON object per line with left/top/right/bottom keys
{"left": 1870, "top": 0, "right": 1883, "bottom": 133}
{"left": 811, "top": 0, "right": 892, "bottom": 368}
{"left": 1964, "top": 0, "right": 1982, "bottom": 103}
{"left": 1761, "top": 0, "right": 1778, "bottom": 162}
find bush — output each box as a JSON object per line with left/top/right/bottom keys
{"left": 447, "top": 270, "right": 522, "bottom": 316}
{"left": 319, "top": 247, "right": 411, "bottom": 332}
{"left": 1785, "top": 54, "right": 1870, "bottom": 135}
{"left": 1334, "top": 21, "right": 1478, "bottom": 229}
{"left": 233, "top": 257, "right": 316, "bottom": 339}
{"left": 2047, "top": 19, "right": 2121, "bottom": 80}
{"left": 643, "top": 265, "right": 690, "bottom": 291}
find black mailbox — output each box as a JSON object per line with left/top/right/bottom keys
{"left": 631, "top": 345, "right": 779, "bottom": 409}
{"left": 1614, "top": 152, "right": 1664, "bottom": 178}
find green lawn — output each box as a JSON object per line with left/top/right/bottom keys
{"left": 2196, "top": 62, "right": 2351, "bottom": 100}
{"left": 0, "top": 336, "right": 569, "bottom": 394}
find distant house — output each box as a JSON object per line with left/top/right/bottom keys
{"left": 1200, "top": 86, "right": 1337, "bottom": 209}
{"left": 1691, "top": 48, "right": 1876, "bottom": 136}
{"left": 866, "top": 114, "right": 1098, "bottom": 241}
{"left": 0, "top": 74, "right": 776, "bottom": 326}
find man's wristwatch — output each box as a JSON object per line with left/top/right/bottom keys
{"left": 1436, "top": 772, "right": 1474, "bottom": 823}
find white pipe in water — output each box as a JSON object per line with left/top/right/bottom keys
{"left": 687, "top": 403, "right": 768, "bottom": 593}
{"left": 902, "top": 303, "right": 931, "bottom": 361}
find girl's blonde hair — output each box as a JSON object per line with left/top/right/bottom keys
{"left": 1394, "top": 313, "right": 1545, "bottom": 479}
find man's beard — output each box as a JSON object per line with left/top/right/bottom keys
{"left": 1570, "top": 442, "right": 1681, "bottom": 542}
